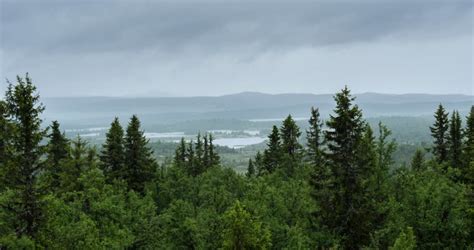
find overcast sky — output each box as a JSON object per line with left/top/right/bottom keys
{"left": 1, "top": 0, "right": 472, "bottom": 97}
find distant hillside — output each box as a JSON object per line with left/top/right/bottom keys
{"left": 42, "top": 92, "right": 473, "bottom": 128}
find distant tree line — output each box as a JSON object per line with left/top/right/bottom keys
{"left": 0, "top": 74, "right": 472, "bottom": 249}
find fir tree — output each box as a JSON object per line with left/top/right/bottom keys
{"left": 100, "top": 117, "right": 125, "bottom": 181}
{"left": 124, "top": 115, "right": 156, "bottom": 194}
{"left": 3, "top": 74, "right": 47, "bottom": 239}
{"left": 262, "top": 126, "right": 281, "bottom": 174}
{"left": 306, "top": 107, "right": 324, "bottom": 166}
{"left": 448, "top": 110, "right": 463, "bottom": 169}
{"left": 45, "top": 120, "right": 70, "bottom": 190}
{"left": 430, "top": 104, "right": 449, "bottom": 164}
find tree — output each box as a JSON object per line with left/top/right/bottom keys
{"left": 320, "top": 86, "right": 371, "bottom": 248}
{"left": 390, "top": 227, "right": 416, "bottom": 250}
{"left": 221, "top": 201, "right": 271, "bottom": 250}
{"left": 246, "top": 159, "right": 255, "bottom": 178}
{"left": 124, "top": 115, "right": 156, "bottom": 194}
{"left": 464, "top": 106, "right": 474, "bottom": 167}
{"left": 45, "top": 120, "right": 70, "bottom": 190}
{"left": 100, "top": 117, "right": 125, "bottom": 181}
{"left": 262, "top": 126, "right": 281, "bottom": 174}
{"left": 2, "top": 74, "right": 47, "bottom": 239}
{"left": 448, "top": 110, "right": 463, "bottom": 169}
{"left": 411, "top": 149, "right": 425, "bottom": 172}
{"left": 174, "top": 137, "right": 187, "bottom": 169}
{"left": 430, "top": 104, "right": 449, "bottom": 164}
{"left": 307, "top": 107, "right": 324, "bottom": 166}
{"left": 208, "top": 134, "right": 220, "bottom": 167}
{"left": 280, "top": 115, "right": 302, "bottom": 158}
{"left": 0, "top": 100, "right": 14, "bottom": 188}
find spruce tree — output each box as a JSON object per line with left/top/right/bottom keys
{"left": 321, "top": 86, "right": 370, "bottom": 248}
{"left": 100, "top": 117, "right": 125, "bottom": 181}
{"left": 124, "top": 115, "right": 156, "bottom": 194}
{"left": 448, "top": 111, "right": 463, "bottom": 169}
{"left": 430, "top": 104, "right": 449, "bottom": 164}
{"left": 3, "top": 74, "right": 47, "bottom": 239}
{"left": 307, "top": 107, "right": 324, "bottom": 166}
{"left": 262, "top": 126, "right": 281, "bottom": 174}
{"left": 45, "top": 120, "right": 70, "bottom": 190}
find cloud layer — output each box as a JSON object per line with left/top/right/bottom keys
{"left": 1, "top": 0, "right": 472, "bottom": 96}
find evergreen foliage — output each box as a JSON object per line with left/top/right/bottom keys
{"left": 430, "top": 104, "right": 449, "bottom": 164}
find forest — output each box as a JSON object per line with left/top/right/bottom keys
{"left": 1, "top": 74, "right": 473, "bottom": 249}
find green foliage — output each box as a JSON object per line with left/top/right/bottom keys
{"left": 2, "top": 79, "right": 473, "bottom": 249}
{"left": 100, "top": 117, "right": 126, "bottom": 182}
{"left": 448, "top": 110, "right": 463, "bottom": 169}
{"left": 430, "top": 104, "right": 449, "bottom": 164}
{"left": 221, "top": 201, "right": 271, "bottom": 250}
{"left": 390, "top": 227, "right": 416, "bottom": 250}
{"left": 2, "top": 74, "right": 47, "bottom": 239}
{"left": 124, "top": 115, "right": 156, "bottom": 193}
{"left": 306, "top": 107, "right": 324, "bottom": 167}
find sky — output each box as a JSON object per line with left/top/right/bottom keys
{"left": 1, "top": 0, "right": 473, "bottom": 97}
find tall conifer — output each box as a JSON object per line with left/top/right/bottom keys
{"left": 430, "top": 104, "right": 449, "bottom": 164}
{"left": 124, "top": 115, "right": 156, "bottom": 194}
{"left": 100, "top": 117, "right": 125, "bottom": 181}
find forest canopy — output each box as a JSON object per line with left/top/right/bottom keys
{"left": 0, "top": 74, "right": 473, "bottom": 249}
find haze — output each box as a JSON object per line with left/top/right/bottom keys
{"left": 1, "top": 0, "right": 473, "bottom": 97}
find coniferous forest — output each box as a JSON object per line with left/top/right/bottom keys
{"left": 1, "top": 74, "right": 473, "bottom": 249}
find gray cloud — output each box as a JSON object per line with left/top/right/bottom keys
{"left": 0, "top": 0, "right": 472, "bottom": 96}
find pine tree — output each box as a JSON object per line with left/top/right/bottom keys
{"left": 307, "top": 107, "right": 324, "bottom": 166}
{"left": 411, "top": 149, "right": 425, "bottom": 172}
{"left": 246, "top": 159, "right": 255, "bottom": 178}
{"left": 45, "top": 120, "right": 70, "bottom": 190}
{"left": 124, "top": 115, "right": 156, "bottom": 194}
{"left": 3, "top": 74, "right": 47, "bottom": 239}
{"left": 430, "top": 104, "right": 449, "bottom": 164}
{"left": 100, "top": 117, "right": 125, "bottom": 181}
{"left": 448, "top": 111, "right": 463, "bottom": 169}
{"left": 321, "top": 86, "right": 370, "bottom": 248}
